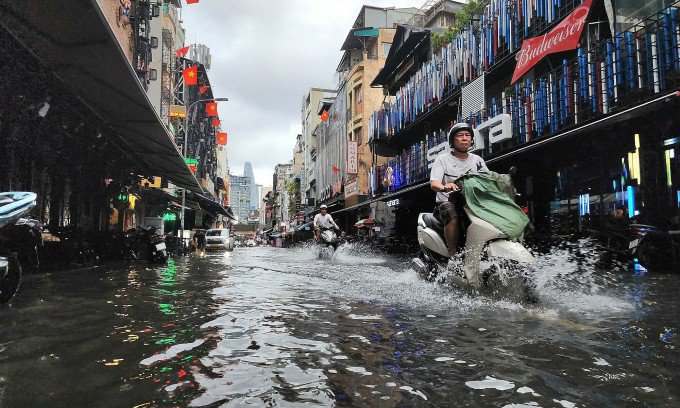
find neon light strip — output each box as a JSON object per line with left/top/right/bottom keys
{"left": 627, "top": 186, "right": 636, "bottom": 218}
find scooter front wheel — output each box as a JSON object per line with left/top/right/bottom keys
{"left": 0, "top": 253, "right": 22, "bottom": 304}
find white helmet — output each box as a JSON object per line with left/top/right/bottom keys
{"left": 320, "top": 204, "right": 328, "bottom": 210}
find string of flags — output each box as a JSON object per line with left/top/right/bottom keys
{"left": 175, "top": 46, "right": 189, "bottom": 58}
{"left": 181, "top": 65, "right": 197, "bottom": 85}
{"left": 216, "top": 132, "right": 227, "bottom": 145}
{"left": 205, "top": 102, "right": 218, "bottom": 117}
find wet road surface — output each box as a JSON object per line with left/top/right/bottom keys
{"left": 0, "top": 244, "right": 678, "bottom": 407}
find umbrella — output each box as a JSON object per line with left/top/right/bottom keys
{"left": 354, "top": 218, "right": 385, "bottom": 229}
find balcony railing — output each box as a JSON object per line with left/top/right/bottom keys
{"left": 368, "top": 0, "right": 585, "bottom": 144}
{"left": 368, "top": 2, "right": 680, "bottom": 198}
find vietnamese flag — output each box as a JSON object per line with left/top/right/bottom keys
{"left": 216, "top": 132, "right": 227, "bottom": 145}
{"left": 199, "top": 86, "right": 210, "bottom": 94}
{"left": 331, "top": 165, "right": 340, "bottom": 174}
{"left": 182, "top": 66, "right": 197, "bottom": 85}
{"left": 175, "top": 46, "right": 189, "bottom": 58}
{"left": 321, "top": 110, "right": 329, "bottom": 121}
{"left": 212, "top": 118, "right": 220, "bottom": 127}
{"left": 206, "top": 102, "right": 218, "bottom": 117}
{"left": 186, "top": 0, "right": 199, "bottom": 4}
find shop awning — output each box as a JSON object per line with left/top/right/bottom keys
{"left": 0, "top": 1, "right": 203, "bottom": 192}
{"left": 341, "top": 27, "right": 378, "bottom": 50}
{"left": 189, "top": 192, "right": 236, "bottom": 220}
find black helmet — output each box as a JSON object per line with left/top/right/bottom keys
{"left": 448, "top": 122, "right": 475, "bottom": 149}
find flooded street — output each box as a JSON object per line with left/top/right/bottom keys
{"left": 1, "top": 245, "right": 679, "bottom": 407}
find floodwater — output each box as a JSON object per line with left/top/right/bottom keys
{"left": 0, "top": 243, "right": 678, "bottom": 407}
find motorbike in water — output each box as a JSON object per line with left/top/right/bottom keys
{"left": 0, "top": 192, "right": 38, "bottom": 304}
{"left": 411, "top": 172, "right": 537, "bottom": 303}
{"left": 317, "top": 227, "right": 343, "bottom": 258}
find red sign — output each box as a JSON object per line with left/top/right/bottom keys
{"left": 511, "top": 0, "right": 592, "bottom": 84}
{"left": 216, "top": 132, "right": 227, "bottom": 145}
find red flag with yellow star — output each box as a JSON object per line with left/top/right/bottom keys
{"left": 212, "top": 119, "right": 220, "bottom": 127}
{"left": 199, "top": 86, "right": 210, "bottom": 94}
{"left": 182, "top": 66, "right": 197, "bottom": 85}
{"left": 206, "top": 102, "right": 218, "bottom": 117}
{"left": 331, "top": 165, "right": 340, "bottom": 174}
{"left": 216, "top": 132, "right": 227, "bottom": 145}
{"left": 321, "top": 110, "right": 329, "bottom": 121}
{"left": 175, "top": 46, "right": 189, "bottom": 58}
{"left": 186, "top": 0, "right": 199, "bottom": 4}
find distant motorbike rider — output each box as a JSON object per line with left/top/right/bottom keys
{"left": 429, "top": 123, "right": 489, "bottom": 260}
{"left": 313, "top": 204, "right": 340, "bottom": 242}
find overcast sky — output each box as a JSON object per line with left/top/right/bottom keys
{"left": 181, "top": 0, "right": 422, "bottom": 186}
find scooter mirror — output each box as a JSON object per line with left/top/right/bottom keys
{"left": 509, "top": 166, "right": 518, "bottom": 176}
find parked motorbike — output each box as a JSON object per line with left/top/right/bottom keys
{"left": 591, "top": 213, "right": 680, "bottom": 271}
{"left": 630, "top": 223, "right": 680, "bottom": 271}
{"left": 143, "top": 226, "right": 168, "bottom": 263}
{"left": 0, "top": 192, "right": 38, "bottom": 304}
{"left": 411, "top": 172, "right": 537, "bottom": 303}
{"left": 120, "top": 226, "right": 167, "bottom": 263}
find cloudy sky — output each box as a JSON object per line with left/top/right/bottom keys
{"left": 182, "top": 0, "right": 422, "bottom": 186}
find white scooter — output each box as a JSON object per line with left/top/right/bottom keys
{"left": 411, "top": 174, "right": 537, "bottom": 303}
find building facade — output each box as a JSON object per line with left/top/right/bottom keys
{"left": 362, "top": 0, "right": 680, "bottom": 238}
{"left": 301, "top": 88, "right": 337, "bottom": 212}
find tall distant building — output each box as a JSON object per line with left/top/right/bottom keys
{"left": 229, "top": 162, "right": 258, "bottom": 223}
{"left": 229, "top": 175, "right": 250, "bottom": 223}
{"left": 243, "top": 162, "right": 259, "bottom": 210}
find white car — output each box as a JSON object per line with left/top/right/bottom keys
{"left": 205, "top": 229, "right": 234, "bottom": 251}
{"left": 245, "top": 239, "right": 257, "bottom": 247}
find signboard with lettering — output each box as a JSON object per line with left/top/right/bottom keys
{"left": 511, "top": 0, "right": 592, "bottom": 83}
{"left": 347, "top": 141, "right": 358, "bottom": 174}
{"left": 427, "top": 142, "right": 450, "bottom": 169}
{"left": 472, "top": 113, "right": 513, "bottom": 153}
{"left": 345, "top": 179, "right": 358, "bottom": 198}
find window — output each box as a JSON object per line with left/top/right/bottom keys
{"left": 382, "top": 42, "right": 391, "bottom": 57}
{"left": 356, "top": 84, "right": 362, "bottom": 104}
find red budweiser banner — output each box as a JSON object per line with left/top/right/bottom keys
{"left": 511, "top": 0, "right": 592, "bottom": 84}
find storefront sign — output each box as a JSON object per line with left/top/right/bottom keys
{"left": 511, "top": 0, "right": 593, "bottom": 83}
{"left": 140, "top": 177, "right": 161, "bottom": 188}
{"left": 345, "top": 179, "right": 358, "bottom": 198}
{"left": 386, "top": 198, "right": 400, "bottom": 207}
{"left": 170, "top": 105, "right": 186, "bottom": 117}
{"left": 186, "top": 157, "right": 198, "bottom": 173}
{"left": 473, "top": 113, "right": 512, "bottom": 153}
{"left": 347, "top": 141, "right": 358, "bottom": 174}
{"left": 427, "top": 142, "right": 450, "bottom": 169}
{"left": 332, "top": 178, "right": 343, "bottom": 195}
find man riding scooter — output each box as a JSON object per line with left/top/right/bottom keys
{"left": 429, "top": 123, "right": 489, "bottom": 271}
{"left": 313, "top": 204, "right": 340, "bottom": 242}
